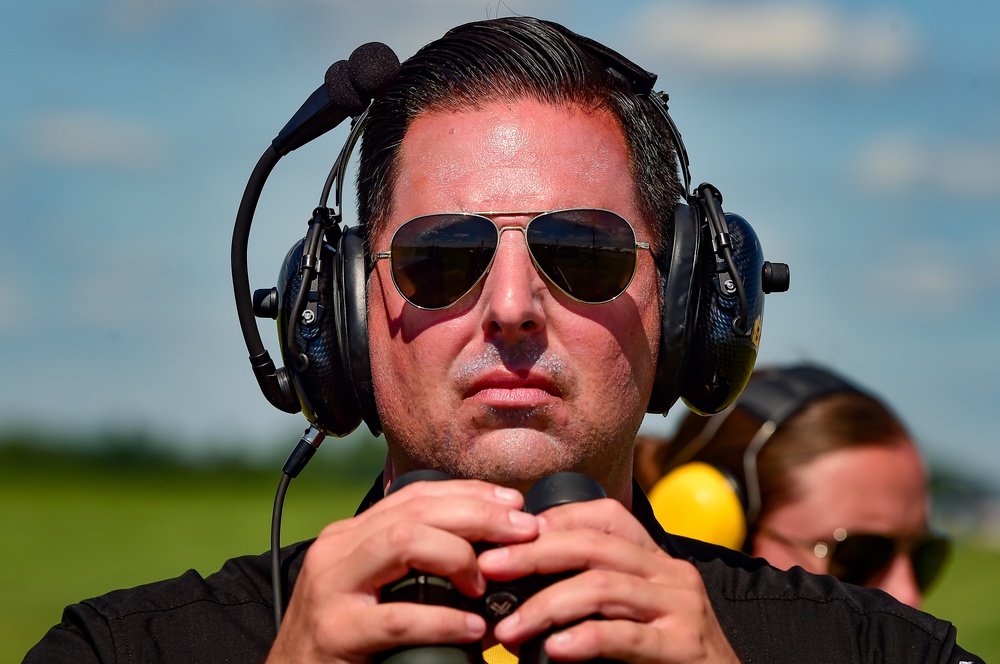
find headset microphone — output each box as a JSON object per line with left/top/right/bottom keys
{"left": 231, "top": 43, "right": 400, "bottom": 632}
{"left": 232, "top": 42, "right": 400, "bottom": 418}
{"left": 272, "top": 42, "right": 401, "bottom": 156}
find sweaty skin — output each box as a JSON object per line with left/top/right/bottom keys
{"left": 265, "top": 101, "right": 741, "bottom": 664}
{"left": 368, "top": 100, "right": 662, "bottom": 503}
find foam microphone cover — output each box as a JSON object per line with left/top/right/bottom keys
{"left": 324, "top": 60, "right": 366, "bottom": 116}
{"left": 347, "top": 41, "right": 401, "bottom": 100}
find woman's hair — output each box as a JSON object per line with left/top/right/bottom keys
{"left": 357, "top": 16, "right": 681, "bottom": 254}
{"left": 635, "top": 367, "right": 911, "bottom": 523}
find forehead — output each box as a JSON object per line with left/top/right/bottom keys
{"left": 379, "top": 99, "right": 646, "bottom": 242}
{"left": 779, "top": 441, "right": 928, "bottom": 534}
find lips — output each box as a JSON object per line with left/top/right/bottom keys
{"left": 462, "top": 370, "right": 562, "bottom": 406}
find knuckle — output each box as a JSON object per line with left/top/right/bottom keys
{"left": 383, "top": 521, "right": 420, "bottom": 551}
{"left": 671, "top": 558, "right": 706, "bottom": 588}
{"left": 379, "top": 606, "right": 411, "bottom": 639}
{"left": 585, "top": 568, "right": 617, "bottom": 594}
{"left": 313, "top": 613, "right": 348, "bottom": 653}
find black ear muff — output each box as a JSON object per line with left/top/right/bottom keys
{"left": 648, "top": 203, "right": 700, "bottom": 413}
{"left": 271, "top": 223, "right": 382, "bottom": 438}
{"left": 275, "top": 233, "right": 362, "bottom": 436}
{"left": 647, "top": 193, "right": 773, "bottom": 416}
{"left": 679, "top": 190, "right": 767, "bottom": 415}
{"left": 336, "top": 224, "right": 382, "bottom": 435}
{"left": 647, "top": 461, "right": 747, "bottom": 550}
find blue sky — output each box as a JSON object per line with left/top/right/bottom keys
{"left": 1, "top": 1, "right": 998, "bottom": 485}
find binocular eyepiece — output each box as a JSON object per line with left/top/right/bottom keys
{"left": 375, "top": 470, "right": 613, "bottom": 664}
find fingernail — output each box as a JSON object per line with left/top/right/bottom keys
{"left": 508, "top": 509, "right": 536, "bottom": 530}
{"left": 466, "top": 613, "right": 486, "bottom": 635}
{"left": 479, "top": 546, "right": 509, "bottom": 565}
{"left": 550, "top": 631, "right": 572, "bottom": 644}
{"left": 497, "top": 611, "right": 520, "bottom": 634}
{"left": 494, "top": 486, "right": 522, "bottom": 503}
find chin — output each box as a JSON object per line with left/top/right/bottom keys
{"left": 462, "top": 436, "right": 600, "bottom": 492}
{"left": 404, "top": 434, "right": 562, "bottom": 485}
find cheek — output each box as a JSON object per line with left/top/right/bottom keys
{"left": 621, "top": 263, "right": 662, "bottom": 390}
{"left": 568, "top": 281, "right": 659, "bottom": 402}
{"left": 367, "top": 275, "right": 465, "bottom": 404}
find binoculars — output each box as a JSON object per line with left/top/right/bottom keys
{"left": 375, "top": 470, "right": 611, "bottom": 664}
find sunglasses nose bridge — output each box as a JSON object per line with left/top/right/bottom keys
{"left": 491, "top": 224, "right": 547, "bottom": 279}
{"left": 494, "top": 224, "right": 541, "bottom": 271}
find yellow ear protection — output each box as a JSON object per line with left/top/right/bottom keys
{"left": 232, "top": 19, "right": 790, "bottom": 445}
{"left": 648, "top": 460, "right": 748, "bottom": 550}
{"left": 646, "top": 365, "right": 867, "bottom": 550}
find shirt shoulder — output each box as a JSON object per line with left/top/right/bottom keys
{"left": 677, "top": 533, "right": 984, "bottom": 664}
{"left": 24, "top": 541, "right": 311, "bottom": 664}
{"left": 632, "top": 485, "right": 983, "bottom": 663}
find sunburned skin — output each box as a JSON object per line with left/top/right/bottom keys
{"left": 367, "top": 99, "right": 660, "bottom": 503}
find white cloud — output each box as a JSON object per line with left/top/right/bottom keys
{"left": 21, "top": 110, "right": 168, "bottom": 170}
{"left": 102, "top": 0, "right": 545, "bottom": 44}
{"left": 856, "top": 132, "right": 1000, "bottom": 197}
{"left": 624, "top": 1, "right": 916, "bottom": 81}
{"left": 859, "top": 240, "right": 987, "bottom": 316}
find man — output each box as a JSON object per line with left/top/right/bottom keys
{"left": 26, "top": 17, "right": 982, "bottom": 664}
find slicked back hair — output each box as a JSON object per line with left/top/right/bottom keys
{"left": 357, "top": 16, "right": 681, "bottom": 257}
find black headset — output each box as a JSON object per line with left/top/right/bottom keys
{"left": 232, "top": 19, "right": 791, "bottom": 446}
{"left": 646, "top": 364, "right": 870, "bottom": 550}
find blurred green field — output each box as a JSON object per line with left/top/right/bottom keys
{"left": 2, "top": 447, "right": 998, "bottom": 663}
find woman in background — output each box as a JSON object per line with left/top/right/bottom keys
{"left": 635, "top": 363, "right": 949, "bottom": 609}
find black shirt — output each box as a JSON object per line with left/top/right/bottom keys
{"left": 24, "top": 476, "right": 984, "bottom": 663}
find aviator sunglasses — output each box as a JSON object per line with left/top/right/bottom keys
{"left": 759, "top": 526, "right": 950, "bottom": 593}
{"left": 374, "top": 208, "right": 651, "bottom": 310}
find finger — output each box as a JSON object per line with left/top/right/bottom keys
{"left": 493, "top": 566, "right": 706, "bottom": 643}
{"left": 479, "top": 528, "right": 674, "bottom": 582}
{"left": 309, "top": 520, "right": 490, "bottom": 597}
{"left": 323, "top": 603, "right": 487, "bottom": 660}
{"left": 317, "top": 478, "right": 523, "bottom": 540}
{"left": 534, "top": 498, "right": 659, "bottom": 549}
{"left": 382, "top": 477, "right": 524, "bottom": 511}
{"left": 540, "top": 617, "right": 733, "bottom": 664}
{"left": 336, "top": 486, "right": 536, "bottom": 547}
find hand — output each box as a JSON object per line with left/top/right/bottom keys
{"left": 266, "top": 478, "right": 540, "bottom": 664}
{"left": 480, "top": 498, "right": 741, "bottom": 664}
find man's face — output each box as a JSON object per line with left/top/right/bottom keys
{"left": 367, "top": 99, "right": 661, "bottom": 501}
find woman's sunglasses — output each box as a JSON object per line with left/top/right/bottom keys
{"left": 760, "top": 526, "right": 951, "bottom": 593}
{"left": 374, "top": 208, "right": 651, "bottom": 310}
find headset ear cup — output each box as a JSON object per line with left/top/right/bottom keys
{"left": 337, "top": 225, "right": 382, "bottom": 435}
{"left": 647, "top": 461, "right": 747, "bottom": 550}
{"left": 647, "top": 203, "right": 700, "bottom": 414}
{"left": 681, "top": 210, "right": 766, "bottom": 414}
{"left": 276, "top": 237, "right": 362, "bottom": 437}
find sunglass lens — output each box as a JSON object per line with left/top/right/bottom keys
{"left": 912, "top": 536, "right": 950, "bottom": 592}
{"left": 390, "top": 214, "right": 497, "bottom": 309}
{"left": 527, "top": 209, "right": 638, "bottom": 303}
{"left": 828, "top": 534, "right": 895, "bottom": 587}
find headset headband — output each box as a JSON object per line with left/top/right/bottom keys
{"left": 740, "top": 364, "right": 868, "bottom": 523}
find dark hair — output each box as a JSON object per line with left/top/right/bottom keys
{"left": 635, "top": 367, "right": 912, "bottom": 520}
{"left": 357, "top": 16, "right": 681, "bottom": 255}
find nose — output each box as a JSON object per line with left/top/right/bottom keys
{"left": 874, "top": 553, "right": 923, "bottom": 609}
{"left": 479, "top": 226, "right": 547, "bottom": 342}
